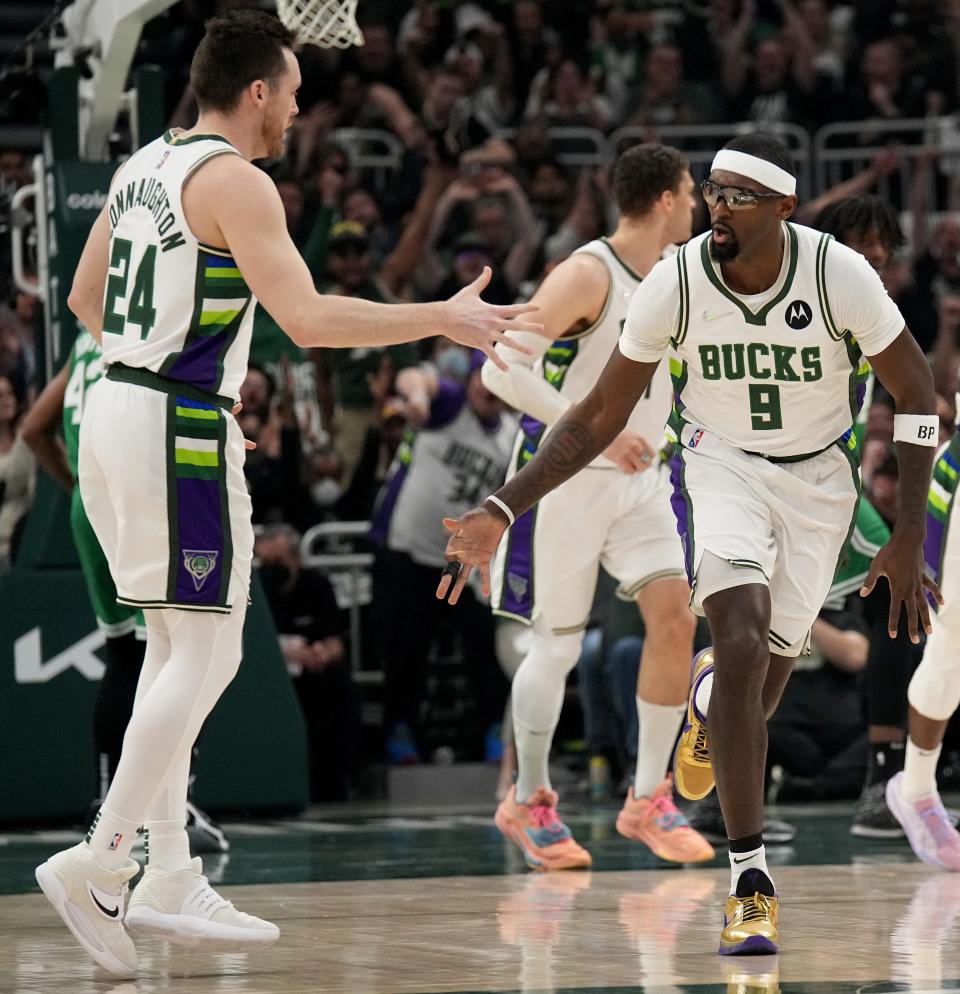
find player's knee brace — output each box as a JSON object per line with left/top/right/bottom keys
{"left": 524, "top": 623, "right": 584, "bottom": 681}
{"left": 511, "top": 624, "right": 585, "bottom": 732}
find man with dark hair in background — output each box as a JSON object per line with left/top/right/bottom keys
{"left": 481, "top": 143, "right": 714, "bottom": 871}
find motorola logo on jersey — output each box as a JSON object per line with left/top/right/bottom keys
{"left": 785, "top": 300, "right": 813, "bottom": 330}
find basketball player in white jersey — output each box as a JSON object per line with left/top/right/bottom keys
{"left": 885, "top": 393, "right": 960, "bottom": 869}
{"left": 34, "top": 10, "right": 540, "bottom": 977}
{"left": 480, "top": 143, "right": 713, "bottom": 868}
{"left": 438, "top": 133, "right": 939, "bottom": 955}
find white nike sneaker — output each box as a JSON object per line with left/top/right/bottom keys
{"left": 35, "top": 843, "right": 140, "bottom": 977}
{"left": 125, "top": 857, "right": 279, "bottom": 945}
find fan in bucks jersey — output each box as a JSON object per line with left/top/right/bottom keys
{"left": 438, "top": 132, "right": 941, "bottom": 957}
{"left": 33, "top": 9, "right": 542, "bottom": 978}
{"left": 479, "top": 143, "right": 713, "bottom": 869}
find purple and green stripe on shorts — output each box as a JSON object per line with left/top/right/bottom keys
{"left": 165, "top": 395, "right": 233, "bottom": 611}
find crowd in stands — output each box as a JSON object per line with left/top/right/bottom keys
{"left": 6, "top": 0, "right": 960, "bottom": 813}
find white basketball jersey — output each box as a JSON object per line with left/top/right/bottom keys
{"left": 98, "top": 130, "right": 256, "bottom": 401}
{"left": 666, "top": 223, "right": 871, "bottom": 457}
{"left": 532, "top": 238, "right": 673, "bottom": 469}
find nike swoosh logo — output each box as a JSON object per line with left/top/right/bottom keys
{"left": 732, "top": 855, "right": 754, "bottom": 865}
{"left": 702, "top": 310, "right": 731, "bottom": 322}
{"left": 89, "top": 888, "right": 120, "bottom": 918}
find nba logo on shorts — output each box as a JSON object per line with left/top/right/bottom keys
{"left": 688, "top": 429, "right": 705, "bottom": 449}
{"left": 108, "top": 833, "right": 123, "bottom": 851}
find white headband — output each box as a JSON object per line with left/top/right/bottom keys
{"left": 711, "top": 149, "right": 796, "bottom": 196}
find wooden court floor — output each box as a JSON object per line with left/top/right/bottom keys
{"left": 2, "top": 801, "right": 959, "bottom": 994}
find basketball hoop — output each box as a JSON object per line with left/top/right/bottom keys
{"left": 276, "top": 0, "right": 364, "bottom": 49}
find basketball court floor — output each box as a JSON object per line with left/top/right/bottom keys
{"left": 1, "top": 798, "right": 958, "bottom": 993}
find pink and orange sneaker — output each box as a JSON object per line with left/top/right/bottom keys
{"left": 616, "top": 777, "right": 715, "bottom": 863}
{"left": 495, "top": 785, "right": 592, "bottom": 871}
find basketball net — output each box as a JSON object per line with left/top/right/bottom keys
{"left": 276, "top": 0, "right": 364, "bottom": 48}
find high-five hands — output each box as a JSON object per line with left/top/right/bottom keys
{"left": 436, "top": 504, "right": 510, "bottom": 605}
{"left": 446, "top": 267, "right": 542, "bottom": 372}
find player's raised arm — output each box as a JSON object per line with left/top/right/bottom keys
{"left": 437, "top": 347, "right": 659, "bottom": 603}
{"left": 479, "top": 253, "right": 609, "bottom": 424}
{"left": 480, "top": 252, "right": 659, "bottom": 474}
{"left": 204, "top": 157, "right": 540, "bottom": 370}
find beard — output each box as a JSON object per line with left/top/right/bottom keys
{"left": 262, "top": 118, "right": 288, "bottom": 159}
{"left": 709, "top": 234, "right": 740, "bottom": 262}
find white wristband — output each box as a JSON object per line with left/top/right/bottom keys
{"left": 893, "top": 413, "right": 939, "bottom": 447}
{"left": 485, "top": 494, "right": 515, "bottom": 526}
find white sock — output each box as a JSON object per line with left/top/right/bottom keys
{"left": 728, "top": 845, "right": 772, "bottom": 895}
{"left": 144, "top": 819, "right": 191, "bottom": 871}
{"left": 902, "top": 738, "right": 942, "bottom": 802}
{"left": 694, "top": 670, "right": 713, "bottom": 720}
{"left": 514, "top": 720, "right": 553, "bottom": 802}
{"left": 510, "top": 621, "right": 581, "bottom": 804}
{"left": 86, "top": 806, "right": 141, "bottom": 869}
{"left": 634, "top": 697, "right": 686, "bottom": 798}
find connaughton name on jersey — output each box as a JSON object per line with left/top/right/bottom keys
{"left": 108, "top": 178, "right": 186, "bottom": 252}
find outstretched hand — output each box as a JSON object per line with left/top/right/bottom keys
{"left": 446, "top": 267, "right": 542, "bottom": 372}
{"left": 436, "top": 504, "right": 510, "bottom": 605}
{"left": 860, "top": 533, "right": 943, "bottom": 643}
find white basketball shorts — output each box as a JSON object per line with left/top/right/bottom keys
{"left": 78, "top": 372, "right": 253, "bottom": 613}
{"left": 668, "top": 421, "right": 860, "bottom": 656}
{"left": 491, "top": 458, "right": 686, "bottom": 634}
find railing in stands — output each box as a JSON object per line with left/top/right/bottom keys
{"left": 300, "top": 520, "right": 381, "bottom": 685}
{"left": 814, "top": 116, "right": 954, "bottom": 214}
{"left": 332, "top": 118, "right": 960, "bottom": 221}
{"left": 333, "top": 128, "right": 404, "bottom": 191}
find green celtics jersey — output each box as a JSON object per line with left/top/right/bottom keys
{"left": 823, "top": 497, "right": 890, "bottom": 610}
{"left": 63, "top": 329, "right": 105, "bottom": 478}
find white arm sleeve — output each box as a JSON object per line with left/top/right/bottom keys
{"left": 618, "top": 255, "right": 682, "bottom": 363}
{"left": 481, "top": 331, "right": 573, "bottom": 427}
{"left": 823, "top": 238, "right": 906, "bottom": 357}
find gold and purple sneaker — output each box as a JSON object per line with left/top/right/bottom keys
{"left": 719, "top": 869, "right": 779, "bottom": 956}
{"left": 674, "top": 648, "right": 715, "bottom": 801}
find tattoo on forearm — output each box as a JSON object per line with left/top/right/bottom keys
{"left": 545, "top": 422, "right": 593, "bottom": 472}
{"left": 501, "top": 418, "right": 600, "bottom": 516}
